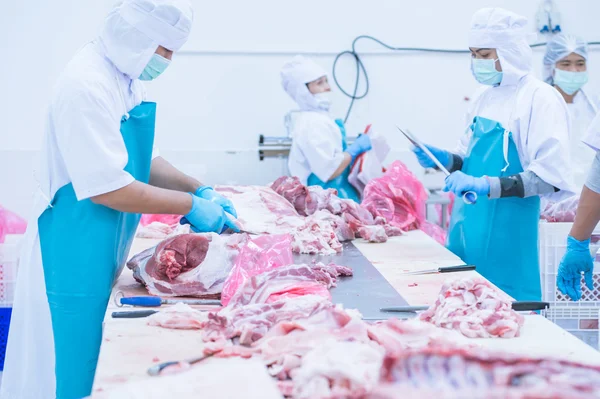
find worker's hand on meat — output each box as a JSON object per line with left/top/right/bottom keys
{"left": 182, "top": 194, "right": 240, "bottom": 233}
{"left": 443, "top": 171, "right": 490, "bottom": 197}
{"left": 196, "top": 186, "right": 238, "bottom": 218}
{"left": 346, "top": 134, "right": 372, "bottom": 160}
{"left": 412, "top": 144, "right": 450, "bottom": 169}
{"left": 557, "top": 236, "right": 594, "bottom": 301}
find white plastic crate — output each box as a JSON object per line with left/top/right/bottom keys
{"left": 539, "top": 222, "right": 600, "bottom": 306}
{"left": 543, "top": 306, "right": 599, "bottom": 350}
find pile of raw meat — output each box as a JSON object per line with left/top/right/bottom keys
{"left": 146, "top": 271, "right": 600, "bottom": 399}
{"left": 135, "top": 162, "right": 441, "bottom": 247}
{"left": 540, "top": 196, "right": 579, "bottom": 222}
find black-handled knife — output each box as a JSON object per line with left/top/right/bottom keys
{"left": 111, "top": 310, "right": 158, "bottom": 318}
{"left": 380, "top": 301, "right": 550, "bottom": 313}
{"left": 401, "top": 265, "right": 476, "bottom": 275}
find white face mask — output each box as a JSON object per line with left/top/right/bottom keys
{"left": 313, "top": 92, "right": 332, "bottom": 111}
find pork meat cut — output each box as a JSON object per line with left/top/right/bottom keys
{"left": 419, "top": 277, "right": 524, "bottom": 338}
{"left": 378, "top": 345, "right": 600, "bottom": 398}
{"left": 126, "top": 233, "right": 249, "bottom": 297}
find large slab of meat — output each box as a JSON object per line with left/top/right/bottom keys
{"left": 419, "top": 277, "right": 524, "bottom": 338}
{"left": 126, "top": 233, "right": 249, "bottom": 297}
{"left": 377, "top": 345, "right": 600, "bottom": 399}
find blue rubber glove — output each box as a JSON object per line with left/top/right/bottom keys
{"left": 346, "top": 134, "right": 372, "bottom": 160}
{"left": 181, "top": 194, "right": 240, "bottom": 234}
{"left": 443, "top": 171, "right": 490, "bottom": 197}
{"left": 412, "top": 145, "right": 450, "bottom": 169}
{"left": 557, "top": 236, "right": 594, "bottom": 301}
{"left": 195, "top": 186, "right": 238, "bottom": 218}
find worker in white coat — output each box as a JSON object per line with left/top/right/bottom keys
{"left": 281, "top": 56, "right": 372, "bottom": 202}
{"left": 412, "top": 8, "right": 575, "bottom": 301}
{"left": 1, "top": 1, "right": 239, "bottom": 398}
{"left": 543, "top": 34, "right": 598, "bottom": 189}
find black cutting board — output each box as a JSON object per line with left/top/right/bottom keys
{"left": 293, "top": 241, "right": 409, "bottom": 320}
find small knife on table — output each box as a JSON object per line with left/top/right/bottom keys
{"left": 112, "top": 310, "right": 158, "bottom": 318}
{"left": 401, "top": 265, "right": 476, "bottom": 275}
{"left": 380, "top": 301, "right": 550, "bottom": 313}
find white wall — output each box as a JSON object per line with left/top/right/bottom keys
{"left": 2, "top": 0, "right": 600, "bottom": 217}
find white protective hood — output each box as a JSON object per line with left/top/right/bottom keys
{"left": 281, "top": 56, "right": 328, "bottom": 112}
{"left": 469, "top": 8, "right": 536, "bottom": 88}
{"left": 99, "top": 0, "right": 194, "bottom": 80}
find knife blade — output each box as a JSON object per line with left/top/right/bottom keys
{"left": 380, "top": 301, "right": 550, "bottom": 313}
{"left": 400, "top": 265, "right": 476, "bottom": 275}
{"left": 112, "top": 310, "right": 158, "bottom": 318}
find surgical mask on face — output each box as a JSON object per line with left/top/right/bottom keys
{"left": 554, "top": 69, "right": 588, "bottom": 95}
{"left": 471, "top": 58, "right": 503, "bottom": 86}
{"left": 313, "top": 92, "right": 331, "bottom": 111}
{"left": 139, "top": 54, "right": 171, "bottom": 81}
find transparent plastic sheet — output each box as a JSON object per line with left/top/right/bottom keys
{"left": 540, "top": 196, "right": 579, "bottom": 223}
{"left": 139, "top": 214, "right": 182, "bottom": 227}
{"left": 0, "top": 206, "right": 27, "bottom": 244}
{"left": 220, "top": 234, "right": 294, "bottom": 306}
{"left": 362, "top": 161, "right": 446, "bottom": 242}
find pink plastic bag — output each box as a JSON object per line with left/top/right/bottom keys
{"left": 221, "top": 234, "right": 294, "bottom": 305}
{"left": 0, "top": 206, "right": 27, "bottom": 244}
{"left": 140, "top": 214, "right": 182, "bottom": 227}
{"left": 362, "top": 161, "right": 428, "bottom": 231}
{"left": 421, "top": 221, "right": 447, "bottom": 245}
{"left": 540, "top": 196, "right": 579, "bottom": 222}
{"left": 434, "top": 192, "right": 455, "bottom": 229}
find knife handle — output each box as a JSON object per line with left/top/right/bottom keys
{"left": 112, "top": 310, "right": 158, "bottom": 318}
{"left": 120, "top": 296, "right": 163, "bottom": 307}
{"left": 511, "top": 301, "right": 550, "bottom": 311}
{"left": 439, "top": 265, "right": 476, "bottom": 273}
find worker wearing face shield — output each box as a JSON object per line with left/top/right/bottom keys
{"left": 411, "top": 8, "right": 575, "bottom": 301}
{"left": 281, "top": 56, "right": 372, "bottom": 202}
{"left": 543, "top": 34, "right": 598, "bottom": 190}
{"left": 0, "top": 1, "right": 239, "bottom": 398}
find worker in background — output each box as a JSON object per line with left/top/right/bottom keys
{"left": 1, "top": 1, "right": 238, "bottom": 398}
{"left": 412, "top": 8, "right": 575, "bottom": 301}
{"left": 543, "top": 34, "right": 598, "bottom": 189}
{"left": 556, "top": 114, "right": 600, "bottom": 301}
{"left": 281, "top": 56, "right": 372, "bottom": 202}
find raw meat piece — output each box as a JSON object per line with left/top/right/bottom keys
{"left": 541, "top": 196, "right": 579, "bottom": 222}
{"left": 356, "top": 225, "right": 388, "bottom": 243}
{"left": 271, "top": 176, "right": 314, "bottom": 216}
{"left": 127, "top": 233, "right": 249, "bottom": 297}
{"left": 345, "top": 212, "right": 403, "bottom": 243}
{"left": 202, "top": 295, "right": 334, "bottom": 345}
{"left": 308, "top": 186, "right": 339, "bottom": 215}
{"left": 362, "top": 161, "right": 445, "bottom": 243}
{"left": 291, "top": 218, "right": 342, "bottom": 255}
{"left": 227, "top": 263, "right": 352, "bottom": 308}
{"left": 379, "top": 345, "right": 600, "bottom": 398}
{"left": 309, "top": 210, "right": 355, "bottom": 242}
{"left": 215, "top": 185, "right": 305, "bottom": 234}
{"left": 221, "top": 234, "right": 294, "bottom": 306}
{"left": 419, "top": 277, "right": 524, "bottom": 338}
{"left": 292, "top": 341, "right": 384, "bottom": 399}
{"left": 367, "top": 318, "right": 472, "bottom": 355}
{"left": 147, "top": 303, "right": 209, "bottom": 330}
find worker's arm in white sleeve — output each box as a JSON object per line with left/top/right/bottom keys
{"left": 570, "top": 152, "right": 600, "bottom": 240}
{"left": 54, "top": 83, "right": 193, "bottom": 215}
{"left": 296, "top": 124, "right": 346, "bottom": 182}
{"left": 149, "top": 156, "right": 202, "bottom": 193}
{"left": 488, "top": 87, "right": 575, "bottom": 199}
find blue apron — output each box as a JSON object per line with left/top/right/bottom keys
{"left": 307, "top": 119, "right": 361, "bottom": 203}
{"left": 38, "top": 102, "right": 156, "bottom": 398}
{"left": 446, "top": 116, "right": 541, "bottom": 301}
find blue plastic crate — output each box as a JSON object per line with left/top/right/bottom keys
{"left": 0, "top": 307, "right": 12, "bottom": 371}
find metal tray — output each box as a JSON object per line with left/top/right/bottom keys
{"left": 293, "top": 241, "right": 409, "bottom": 320}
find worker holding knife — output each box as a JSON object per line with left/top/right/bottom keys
{"left": 1, "top": 1, "right": 237, "bottom": 399}
{"left": 411, "top": 8, "right": 575, "bottom": 301}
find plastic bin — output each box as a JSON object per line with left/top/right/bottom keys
{"left": 538, "top": 222, "right": 600, "bottom": 306}
{"left": 0, "top": 307, "right": 12, "bottom": 371}
{"left": 543, "top": 306, "right": 599, "bottom": 350}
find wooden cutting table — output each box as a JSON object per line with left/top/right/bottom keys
{"left": 92, "top": 230, "right": 600, "bottom": 398}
